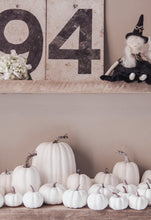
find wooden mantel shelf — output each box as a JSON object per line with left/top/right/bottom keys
{"left": 0, "top": 80, "right": 151, "bottom": 93}
{"left": 1, "top": 205, "right": 151, "bottom": 220}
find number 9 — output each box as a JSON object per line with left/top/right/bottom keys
{"left": 0, "top": 9, "right": 43, "bottom": 79}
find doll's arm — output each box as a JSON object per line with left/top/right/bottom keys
{"left": 104, "top": 59, "right": 121, "bottom": 76}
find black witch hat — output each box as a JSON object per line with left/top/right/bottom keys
{"left": 125, "top": 14, "right": 148, "bottom": 43}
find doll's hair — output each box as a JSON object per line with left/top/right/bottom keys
{"left": 122, "top": 45, "right": 136, "bottom": 68}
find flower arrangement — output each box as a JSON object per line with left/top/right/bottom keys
{"left": 0, "top": 50, "right": 32, "bottom": 80}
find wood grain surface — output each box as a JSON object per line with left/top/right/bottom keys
{"left": 1, "top": 205, "right": 151, "bottom": 220}
{"left": 0, "top": 80, "right": 151, "bottom": 93}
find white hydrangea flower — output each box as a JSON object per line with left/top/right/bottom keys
{"left": 0, "top": 50, "right": 32, "bottom": 80}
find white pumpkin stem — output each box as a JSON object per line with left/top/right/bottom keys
{"left": 147, "top": 178, "right": 151, "bottom": 184}
{"left": 105, "top": 168, "right": 109, "bottom": 174}
{"left": 146, "top": 182, "right": 151, "bottom": 189}
{"left": 123, "top": 186, "right": 127, "bottom": 193}
{"left": 117, "top": 150, "right": 130, "bottom": 162}
{"left": 76, "top": 185, "right": 80, "bottom": 191}
{"left": 12, "top": 186, "right": 16, "bottom": 194}
{"left": 113, "top": 192, "right": 120, "bottom": 198}
{"left": 53, "top": 182, "right": 57, "bottom": 187}
{"left": 24, "top": 152, "right": 37, "bottom": 168}
{"left": 102, "top": 183, "right": 105, "bottom": 188}
{"left": 53, "top": 134, "right": 68, "bottom": 143}
{"left": 5, "top": 169, "right": 11, "bottom": 175}
{"left": 137, "top": 192, "right": 140, "bottom": 197}
{"left": 76, "top": 169, "right": 81, "bottom": 175}
{"left": 30, "top": 185, "right": 35, "bottom": 192}
{"left": 123, "top": 180, "right": 128, "bottom": 185}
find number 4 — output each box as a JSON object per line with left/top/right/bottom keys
{"left": 49, "top": 9, "right": 100, "bottom": 74}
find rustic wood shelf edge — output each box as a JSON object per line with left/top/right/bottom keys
{"left": 1, "top": 205, "right": 151, "bottom": 220}
{"left": 0, "top": 80, "right": 151, "bottom": 94}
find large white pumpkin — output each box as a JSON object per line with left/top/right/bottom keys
{"left": 12, "top": 153, "right": 41, "bottom": 194}
{"left": 32, "top": 134, "right": 76, "bottom": 185}
{"left": 112, "top": 151, "right": 140, "bottom": 185}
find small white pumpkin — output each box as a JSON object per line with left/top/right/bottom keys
{"left": 138, "top": 178, "right": 151, "bottom": 189}
{"left": 0, "top": 169, "right": 12, "bottom": 193}
{"left": 118, "top": 186, "right": 132, "bottom": 200}
{"left": 88, "top": 184, "right": 115, "bottom": 199}
{"left": 116, "top": 180, "right": 137, "bottom": 194}
{"left": 141, "top": 170, "right": 151, "bottom": 183}
{"left": 5, "top": 187, "right": 22, "bottom": 207}
{"left": 0, "top": 187, "right": 5, "bottom": 196}
{"left": 66, "top": 169, "right": 92, "bottom": 191}
{"left": 23, "top": 185, "right": 43, "bottom": 208}
{"left": 12, "top": 153, "right": 41, "bottom": 194}
{"left": 109, "top": 193, "right": 128, "bottom": 210}
{"left": 137, "top": 183, "right": 151, "bottom": 205}
{"left": 94, "top": 168, "right": 120, "bottom": 187}
{"left": 0, "top": 194, "right": 4, "bottom": 208}
{"left": 112, "top": 150, "right": 140, "bottom": 185}
{"left": 87, "top": 187, "right": 108, "bottom": 210}
{"left": 63, "top": 186, "right": 87, "bottom": 209}
{"left": 39, "top": 182, "right": 66, "bottom": 205}
{"left": 32, "top": 134, "right": 76, "bottom": 185}
{"left": 129, "top": 192, "right": 148, "bottom": 210}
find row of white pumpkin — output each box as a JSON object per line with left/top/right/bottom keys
{"left": 0, "top": 135, "right": 151, "bottom": 198}
{"left": 0, "top": 179, "right": 151, "bottom": 210}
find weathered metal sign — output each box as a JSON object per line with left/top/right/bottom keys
{"left": 0, "top": 0, "right": 104, "bottom": 93}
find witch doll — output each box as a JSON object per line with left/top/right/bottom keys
{"left": 100, "top": 14, "right": 151, "bottom": 84}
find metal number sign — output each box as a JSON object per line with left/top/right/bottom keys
{"left": 49, "top": 9, "right": 100, "bottom": 75}
{"left": 0, "top": 0, "right": 104, "bottom": 93}
{"left": 0, "top": 9, "right": 43, "bottom": 76}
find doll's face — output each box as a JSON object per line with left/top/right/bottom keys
{"left": 126, "top": 36, "right": 145, "bottom": 51}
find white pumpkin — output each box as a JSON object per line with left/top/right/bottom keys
{"left": 94, "top": 168, "right": 120, "bottom": 187}
{"left": 137, "top": 183, "right": 151, "bottom": 205}
{"left": 138, "top": 178, "right": 151, "bottom": 189}
{"left": 39, "top": 183, "right": 66, "bottom": 205}
{"left": 112, "top": 150, "right": 140, "bottom": 185}
{"left": 87, "top": 189, "right": 108, "bottom": 210}
{"left": 0, "top": 169, "right": 12, "bottom": 193}
{"left": 88, "top": 184, "right": 116, "bottom": 199}
{"left": 0, "top": 187, "right": 5, "bottom": 196}
{"left": 66, "top": 169, "right": 92, "bottom": 191}
{"left": 23, "top": 185, "right": 43, "bottom": 208}
{"left": 118, "top": 185, "right": 132, "bottom": 200}
{"left": 63, "top": 187, "right": 87, "bottom": 209}
{"left": 12, "top": 153, "right": 41, "bottom": 194}
{"left": 0, "top": 194, "right": 4, "bottom": 208}
{"left": 141, "top": 170, "right": 151, "bottom": 183}
{"left": 32, "top": 134, "right": 76, "bottom": 185}
{"left": 109, "top": 193, "right": 128, "bottom": 210}
{"left": 129, "top": 193, "right": 148, "bottom": 210}
{"left": 116, "top": 180, "right": 137, "bottom": 194}
{"left": 5, "top": 187, "right": 22, "bottom": 207}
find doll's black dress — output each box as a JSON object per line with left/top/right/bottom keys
{"left": 101, "top": 54, "right": 151, "bottom": 84}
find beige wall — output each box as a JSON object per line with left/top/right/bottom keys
{"left": 0, "top": 0, "right": 151, "bottom": 180}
